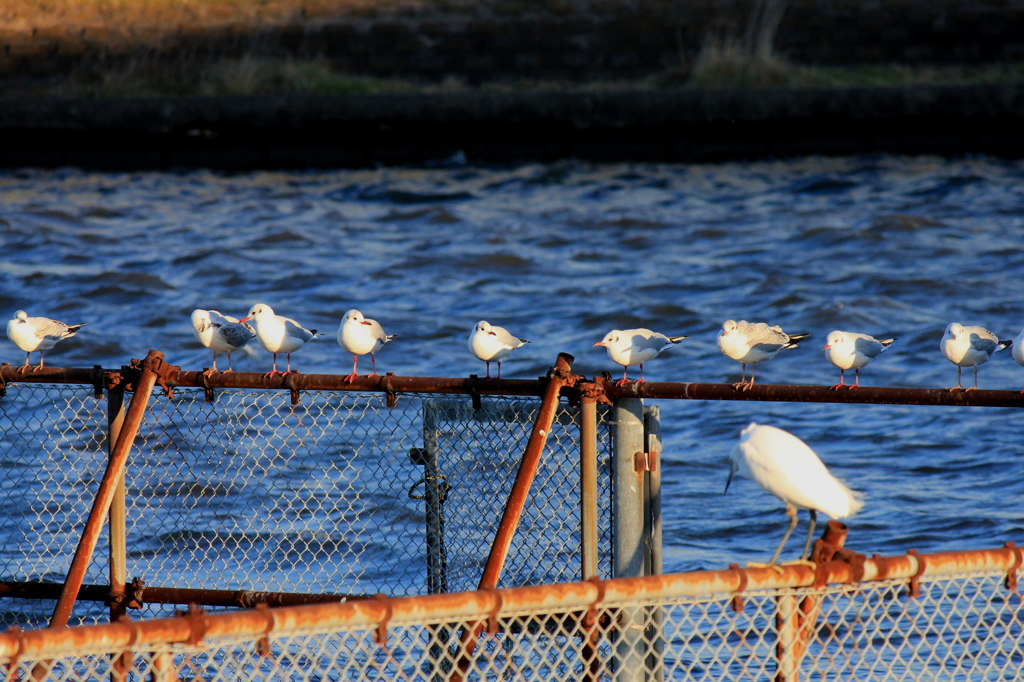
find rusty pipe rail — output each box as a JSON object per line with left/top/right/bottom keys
{"left": 4, "top": 361, "right": 1024, "bottom": 407}
{"left": 0, "top": 543, "right": 1018, "bottom": 661}
{"left": 595, "top": 379, "right": 1024, "bottom": 407}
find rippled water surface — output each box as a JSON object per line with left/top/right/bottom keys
{"left": 2, "top": 155, "right": 1024, "bottom": 573}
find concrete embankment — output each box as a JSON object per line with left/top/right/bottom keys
{"left": 2, "top": 83, "right": 1024, "bottom": 168}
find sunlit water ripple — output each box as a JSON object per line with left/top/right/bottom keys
{"left": 2, "top": 155, "right": 1023, "bottom": 574}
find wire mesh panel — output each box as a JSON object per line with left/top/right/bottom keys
{"left": 128, "top": 387, "right": 425, "bottom": 610}
{"left": 0, "top": 384, "right": 108, "bottom": 629}
{"left": 418, "top": 398, "right": 614, "bottom": 593}
{"left": 3, "top": 568, "right": 1021, "bottom": 682}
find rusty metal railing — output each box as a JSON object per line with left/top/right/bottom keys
{"left": 5, "top": 361, "right": 1024, "bottom": 408}
{"left": 0, "top": 540, "right": 1020, "bottom": 682}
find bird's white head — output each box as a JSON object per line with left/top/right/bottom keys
{"left": 191, "top": 309, "right": 210, "bottom": 329}
{"left": 594, "top": 330, "right": 621, "bottom": 348}
{"left": 240, "top": 304, "right": 273, "bottom": 324}
{"left": 823, "top": 330, "right": 844, "bottom": 351}
{"left": 944, "top": 323, "right": 963, "bottom": 340}
{"left": 474, "top": 321, "right": 492, "bottom": 334}
{"left": 719, "top": 320, "right": 738, "bottom": 338}
{"left": 343, "top": 309, "right": 364, "bottom": 324}
{"left": 12, "top": 310, "right": 28, "bottom": 323}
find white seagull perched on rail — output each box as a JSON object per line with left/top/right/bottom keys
{"left": 239, "top": 303, "right": 322, "bottom": 377}
{"left": 717, "top": 320, "right": 809, "bottom": 390}
{"left": 822, "top": 330, "right": 896, "bottom": 389}
{"left": 468, "top": 320, "right": 529, "bottom": 379}
{"left": 6, "top": 310, "right": 86, "bottom": 372}
{"left": 191, "top": 309, "right": 256, "bottom": 373}
{"left": 337, "top": 309, "right": 396, "bottom": 382}
{"left": 594, "top": 328, "right": 688, "bottom": 386}
{"left": 726, "top": 423, "right": 863, "bottom": 565}
{"left": 939, "top": 323, "right": 1011, "bottom": 391}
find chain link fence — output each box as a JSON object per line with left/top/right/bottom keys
{"left": 0, "top": 382, "right": 615, "bottom": 629}
{"left": 1, "top": 554, "right": 1020, "bottom": 681}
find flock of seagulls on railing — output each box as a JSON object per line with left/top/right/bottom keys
{"left": 5, "top": 307, "right": 1018, "bottom": 565}
{"left": 3, "top": 307, "right": 1021, "bottom": 390}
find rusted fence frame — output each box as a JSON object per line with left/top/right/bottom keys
{"left": 6, "top": 364, "right": 1024, "bottom": 408}
{"left": 0, "top": 544, "right": 1018, "bottom": 664}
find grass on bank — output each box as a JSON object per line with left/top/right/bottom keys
{"left": 7, "top": 53, "right": 1024, "bottom": 99}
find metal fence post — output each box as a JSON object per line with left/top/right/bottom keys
{"left": 613, "top": 397, "right": 645, "bottom": 682}
{"left": 579, "top": 384, "right": 600, "bottom": 581}
{"left": 643, "top": 406, "right": 664, "bottom": 682}
{"left": 106, "top": 385, "right": 128, "bottom": 682}
{"left": 420, "top": 402, "right": 448, "bottom": 595}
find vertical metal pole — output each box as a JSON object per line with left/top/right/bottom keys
{"left": 421, "top": 401, "right": 448, "bottom": 595}
{"left": 613, "top": 397, "right": 645, "bottom": 682}
{"left": 49, "top": 350, "right": 164, "bottom": 628}
{"left": 613, "top": 397, "right": 645, "bottom": 578}
{"left": 107, "top": 385, "right": 128, "bottom": 682}
{"left": 643, "top": 406, "right": 664, "bottom": 682}
{"left": 108, "top": 386, "right": 127, "bottom": 622}
{"left": 420, "top": 401, "right": 448, "bottom": 682}
{"left": 580, "top": 386, "right": 599, "bottom": 581}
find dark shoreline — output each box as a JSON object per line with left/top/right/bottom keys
{"left": 3, "top": 83, "right": 1024, "bottom": 169}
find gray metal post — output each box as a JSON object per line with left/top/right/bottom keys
{"left": 418, "top": 400, "right": 449, "bottom": 682}
{"left": 420, "top": 401, "right": 447, "bottom": 594}
{"left": 613, "top": 397, "right": 646, "bottom": 682}
{"left": 580, "top": 390, "right": 599, "bottom": 581}
{"left": 643, "top": 406, "right": 665, "bottom": 682}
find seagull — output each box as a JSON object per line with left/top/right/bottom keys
{"left": 594, "top": 328, "right": 688, "bottom": 386}
{"left": 337, "top": 309, "right": 396, "bottom": 382}
{"left": 239, "top": 304, "right": 322, "bottom": 377}
{"left": 725, "top": 423, "right": 863, "bottom": 565}
{"left": 191, "top": 309, "right": 256, "bottom": 373}
{"left": 468, "top": 321, "right": 529, "bottom": 379}
{"left": 822, "top": 331, "right": 896, "bottom": 389}
{"left": 939, "top": 323, "right": 1011, "bottom": 391}
{"left": 717, "top": 320, "right": 809, "bottom": 390}
{"left": 6, "top": 310, "right": 86, "bottom": 371}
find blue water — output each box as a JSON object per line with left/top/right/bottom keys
{"left": 2, "top": 155, "right": 1024, "bottom": 575}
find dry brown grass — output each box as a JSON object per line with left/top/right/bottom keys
{"left": 1, "top": 0, "right": 427, "bottom": 31}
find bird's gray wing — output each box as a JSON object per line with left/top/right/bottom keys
{"left": 492, "top": 325, "right": 524, "bottom": 348}
{"left": 218, "top": 323, "right": 255, "bottom": 348}
{"left": 631, "top": 331, "right": 671, "bottom": 352}
{"left": 30, "top": 317, "right": 70, "bottom": 340}
{"left": 969, "top": 333, "right": 999, "bottom": 354}
{"left": 744, "top": 323, "right": 788, "bottom": 348}
{"left": 367, "top": 319, "right": 390, "bottom": 344}
{"left": 854, "top": 336, "right": 886, "bottom": 359}
{"left": 283, "top": 317, "right": 315, "bottom": 341}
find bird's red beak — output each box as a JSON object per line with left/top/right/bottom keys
{"left": 822, "top": 344, "right": 830, "bottom": 350}
{"left": 361, "top": 320, "right": 372, "bottom": 325}
{"left": 593, "top": 341, "right": 605, "bottom": 347}
{"left": 239, "top": 316, "right": 251, "bottom": 324}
